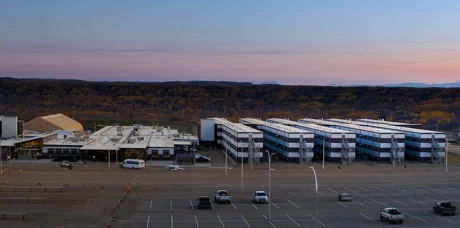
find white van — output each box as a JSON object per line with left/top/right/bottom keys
{"left": 121, "top": 159, "right": 145, "bottom": 169}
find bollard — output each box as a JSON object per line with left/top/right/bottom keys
{"left": 338, "top": 165, "right": 341, "bottom": 169}
{"left": 404, "top": 164, "right": 407, "bottom": 168}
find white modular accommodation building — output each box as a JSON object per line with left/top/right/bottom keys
{"left": 199, "top": 118, "right": 233, "bottom": 147}
{"left": 239, "top": 118, "right": 314, "bottom": 164}
{"left": 328, "top": 119, "right": 446, "bottom": 163}
{"left": 267, "top": 118, "right": 355, "bottom": 164}
{"left": 220, "top": 121, "right": 263, "bottom": 164}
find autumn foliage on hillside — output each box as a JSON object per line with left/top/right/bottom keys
{"left": 0, "top": 79, "right": 458, "bottom": 129}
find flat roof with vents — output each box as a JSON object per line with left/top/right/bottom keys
{"left": 268, "top": 118, "right": 351, "bottom": 134}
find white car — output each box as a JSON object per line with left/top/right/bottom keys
{"left": 253, "top": 191, "right": 268, "bottom": 204}
{"left": 167, "top": 165, "right": 184, "bottom": 170}
{"left": 60, "top": 160, "right": 70, "bottom": 167}
{"left": 380, "top": 208, "right": 404, "bottom": 224}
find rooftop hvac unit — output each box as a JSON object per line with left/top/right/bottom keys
{"left": 137, "top": 136, "right": 144, "bottom": 141}
{"left": 75, "top": 132, "right": 83, "bottom": 136}
{"left": 128, "top": 138, "right": 136, "bottom": 143}
{"left": 70, "top": 138, "right": 79, "bottom": 142}
{"left": 117, "top": 127, "right": 122, "bottom": 132}
{"left": 117, "top": 132, "right": 122, "bottom": 136}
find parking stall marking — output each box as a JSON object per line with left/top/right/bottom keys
{"left": 359, "top": 213, "right": 382, "bottom": 226}
{"left": 327, "top": 188, "right": 339, "bottom": 194}
{"left": 210, "top": 200, "right": 215, "bottom": 209}
{"left": 403, "top": 212, "right": 429, "bottom": 224}
{"left": 171, "top": 215, "right": 173, "bottom": 228}
{"left": 392, "top": 187, "right": 407, "bottom": 192}
{"left": 146, "top": 215, "right": 151, "bottom": 228}
{"left": 426, "top": 186, "right": 445, "bottom": 193}
{"left": 407, "top": 197, "right": 429, "bottom": 206}
{"left": 194, "top": 215, "right": 199, "bottom": 228}
{"left": 286, "top": 214, "right": 300, "bottom": 227}
{"left": 271, "top": 201, "right": 280, "bottom": 209}
{"left": 387, "top": 198, "right": 409, "bottom": 207}
{"left": 231, "top": 202, "right": 237, "bottom": 209}
{"left": 423, "top": 211, "right": 454, "bottom": 223}
{"left": 334, "top": 199, "right": 348, "bottom": 208}
{"left": 353, "top": 200, "right": 369, "bottom": 208}
{"left": 375, "top": 187, "right": 385, "bottom": 191}
{"left": 425, "top": 197, "right": 438, "bottom": 202}
{"left": 249, "top": 201, "right": 258, "bottom": 209}
{"left": 241, "top": 215, "right": 251, "bottom": 227}
{"left": 262, "top": 215, "right": 277, "bottom": 228}
{"left": 444, "top": 197, "right": 460, "bottom": 203}
{"left": 217, "top": 215, "right": 225, "bottom": 228}
{"left": 311, "top": 188, "right": 324, "bottom": 195}
{"left": 443, "top": 186, "right": 459, "bottom": 191}
{"left": 360, "top": 187, "right": 369, "bottom": 192}
{"left": 369, "top": 198, "right": 389, "bottom": 207}
{"left": 343, "top": 187, "right": 359, "bottom": 195}
{"left": 150, "top": 200, "right": 153, "bottom": 210}
{"left": 190, "top": 200, "right": 194, "bottom": 209}
{"left": 288, "top": 200, "right": 300, "bottom": 209}
{"left": 308, "top": 214, "right": 326, "bottom": 227}
{"left": 411, "top": 187, "right": 428, "bottom": 193}
{"left": 170, "top": 200, "right": 173, "bottom": 210}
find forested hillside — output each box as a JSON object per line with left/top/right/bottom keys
{"left": 0, "top": 79, "right": 459, "bottom": 129}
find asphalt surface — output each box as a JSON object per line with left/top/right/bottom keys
{"left": 0, "top": 151, "right": 460, "bottom": 228}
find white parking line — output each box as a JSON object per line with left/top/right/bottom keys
{"left": 327, "top": 188, "right": 339, "bottom": 194}
{"left": 334, "top": 199, "right": 348, "bottom": 208}
{"left": 241, "top": 215, "right": 251, "bottom": 227}
{"left": 343, "top": 187, "right": 358, "bottom": 195}
{"left": 217, "top": 215, "right": 225, "bottom": 228}
{"left": 444, "top": 197, "right": 460, "bottom": 203}
{"left": 403, "top": 212, "right": 429, "bottom": 224}
{"left": 150, "top": 200, "right": 153, "bottom": 210}
{"left": 425, "top": 197, "right": 438, "bottom": 202}
{"left": 308, "top": 214, "right": 326, "bottom": 226}
{"left": 407, "top": 197, "right": 429, "bottom": 206}
{"left": 443, "top": 186, "right": 459, "bottom": 191}
{"left": 231, "top": 202, "right": 237, "bottom": 209}
{"left": 423, "top": 211, "right": 454, "bottom": 223}
{"left": 360, "top": 187, "right": 369, "bottom": 192}
{"left": 376, "top": 187, "right": 385, "bottom": 191}
{"left": 411, "top": 187, "right": 428, "bottom": 193}
{"left": 354, "top": 200, "right": 369, "bottom": 208}
{"left": 311, "top": 188, "right": 323, "bottom": 195}
{"left": 171, "top": 215, "right": 174, "bottom": 228}
{"left": 271, "top": 202, "right": 280, "bottom": 209}
{"left": 190, "top": 200, "right": 194, "bottom": 209}
{"left": 146, "top": 215, "right": 151, "bottom": 228}
{"left": 359, "top": 213, "right": 382, "bottom": 226}
{"left": 249, "top": 201, "right": 258, "bottom": 209}
{"left": 170, "top": 200, "right": 173, "bottom": 210}
{"left": 369, "top": 198, "right": 389, "bottom": 207}
{"left": 387, "top": 198, "right": 409, "bottom": 207}
{"left": 288, "top": 200, "right": 300, "bottom": 209}
{"left": 427, "top": 186, "right": 445, "bottom": 193}
{"left": 210, "top": 200, "right": 215, "bottom": 209}
{"left": 286, "top": 214, "right": 300, "bottom": 227}
{"left": 194, "top": 215, "right": 199, "bottom": 228}
{"left": 262, "top": 215, "right": 277, "bottom": 228}
{"left": 392, "top": 187, "right": 407, "bottom": 192}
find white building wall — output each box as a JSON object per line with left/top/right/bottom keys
{"left": 1, "top": 116, "right": 18, "bottom": 138}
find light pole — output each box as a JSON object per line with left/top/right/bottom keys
{"left": 225, "top": 142, "right": 228, "bottom": 176}
{"left": 108, "top": 135, "right": 111, "bottom": 171}
{"left": 116, "top": 149, "right": 118, "bottom": 171}
{"left": 240, "top": 141, "right": 244, "bottom": 193}
{"left": 309, "top": 167, "right": 318, "bottom": 228}
{"left": 445, "top": 136, "right": 448, "bottom": 173}
{"left": 265, "top": 150, "right": 274, "bottom": 221}
{"left": 322, "top": 138, "right": 325, "bottom": 170}
{"left": 0, "top": 133, "right": 3, "bottom": 176}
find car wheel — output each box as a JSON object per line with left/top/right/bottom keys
{"left": 388, "top": 220, "right": 391, "bottom": 224}
{"left": 339, "top": 197, "right": 342, "bottom": 201}
{"left": 380, "top": 215, "right": 383, "bottom": 221}
{"left": 442, "top": 211, "right": 445, "bottom": 216}
{"left": 400, "top": 221, "right": 403, "bottom": 224}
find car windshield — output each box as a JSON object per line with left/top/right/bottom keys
{"left": 218, "top": 191, "right": 228, "bottom": 196}
{"left": 441, "top": 202, "right": 452, "bottom": 207}
{"left": 256, "top": 192, "right": 266, "bottom": 196}
{"left": 199, "top": 197, "right": 210, "bottom": 201}
{"left": 388, "top": 209, "right": 401, "bottom": 215}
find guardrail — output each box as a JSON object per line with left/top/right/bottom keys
{"left": 0, "top": 186, "right": 63, "bottom": 192}
{"left": 1, "top": 212, "right": 26, "bottom": 220}
{"left": 0, "top": 197, "right": 47, "bottom": 204}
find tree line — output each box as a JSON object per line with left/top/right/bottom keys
{"left": 0, "top": 78, "right": 458, "bottom": 129}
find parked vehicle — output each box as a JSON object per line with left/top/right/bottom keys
{"left": 380, "top": 208, "right": 404, "bottom": 224}
{"left": 167, "top": 165, "right": 184, "bottom": 171}
{"left": 214, "top": 190, "right": 232, "bottom": 204}
{"left": 338, "top": 192, "right": 352, "bottom": 201}
{"left": 197, "top": 196, "right": 212, "bottom": 209}
{"left": 253, "top": 191, "right": 268, "bottom": 204}
{"left": 433, "top": 201, "right": 456, "bottom": 216}
{"left": 121, "top": 159, "right": 145, "bottom": 169}
{"left": 195, "top": 155, "right": 211, "bottom": 163}
{"left": 60, "top": 160, "right": 70, "bottom": 167}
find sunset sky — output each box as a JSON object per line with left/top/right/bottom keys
{"left": 1, "top": 0, "right": 459, "bottom": 85}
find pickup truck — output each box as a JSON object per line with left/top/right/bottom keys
{"left": 338, "top": 192, "right": 352, "bottom": 201}
{"left": 380, "top": 208, "right": 404, "bottom": 224}
{"left": 214, "top": 190, "right": 231, "bottom": 204}
{"left": 433, "top": 201, "right": 456, "bottom": 216}
{"left": 197, "top": 196, "right": 212, "bottom": 209}
{"left": 253, "top": 191, "right": 268, "bottom": 204}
